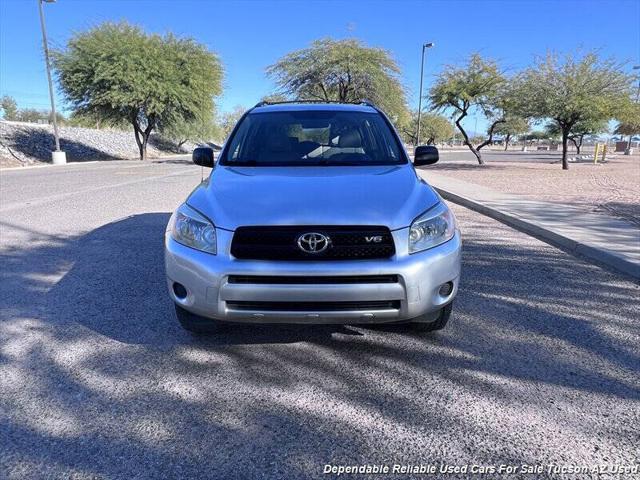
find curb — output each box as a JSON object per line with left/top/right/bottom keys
{"left": 435, "top": 187, "right": 640, "bottom": 281}
{"left": 0, "top": 154, "right": 191, "bottom": 172}
{"left": 1, "top": 161, "right": 100, "bottom": 172}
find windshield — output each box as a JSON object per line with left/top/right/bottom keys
{"left": 220, "top": 110, "right": 406, "bottom": 166}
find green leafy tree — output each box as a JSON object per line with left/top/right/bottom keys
{"left": 429, "top": 54, "right": 511, "bottom": 165}
{"left": 161, "top": 102, "right": 219, "bottom": 148}
{"left": 54, "top": 22, "right": 223, "bottom": 160}
{"left": 420, "top": 113, "right": 454, "bottom": 145}
{"left": 545, "top": 118, "right": 607, "bottom": 154}
{"left": 614, "top": 102, "right": 640, "bottom": 150}
{"left": 47, "top": 111, "right": 66, "bottom": 126}
{"left": 401, "top": 111, "right": 454, "bottom": 145}
{"left": 469, "top": 135, "right": 486, "bottom": 146}
{"left": 219, "top": 105, "right": 246, "bottom": 142}
{"left": 512, "top": 51, "right": 632, "bottom": 169}
{"left": 260, "top": 93, "right": 291, "bottom": 104}
{"left": 266, "top": 38, "right": 410, "bottom": 130}
{"left": 1, "top": 96, "right": 18, "bottom": 120}
{"left": 493, "top": 116, "right": 529, "bottom": 150}
{"left": 524, "top": 130, "right": 548, "bottom": 142}
{"left": 67, "top": 110, "right": 127, "bottom": 129}
{"left": 16, "top": 108, "right": 43, "bottom": 123}
{"left": 14, "top": 108, "right": 65, "bottom": 125}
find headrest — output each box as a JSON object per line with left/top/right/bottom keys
{"left": 338, "top": 129, "right": 362, "bottom": 148}
{"left": 265, "top": 129, "right": 291, "bottom": 152}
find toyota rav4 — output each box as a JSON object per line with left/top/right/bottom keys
{"left": 165, "top": 101, "right": 461, "bottom": 332}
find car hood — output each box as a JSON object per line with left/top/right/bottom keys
{"left": 187, "top": 165, "right": 440, "bottom": 231}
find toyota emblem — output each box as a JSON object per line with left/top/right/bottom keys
{"left": 297, "top": 232, "right": 330, "bottom": 253}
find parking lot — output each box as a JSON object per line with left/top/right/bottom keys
{"left": 1, "top": 158, "right": 639, "bottom": 479}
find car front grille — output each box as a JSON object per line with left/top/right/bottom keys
{"left": 230, "top": 226, "right": 395, "bottom": 261}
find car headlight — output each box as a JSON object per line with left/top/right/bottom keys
{"left": 169, "top": 204, "right": 217, "bottom": 254}
{"left": 409, "top": 202, "right": 456, "bottom": 253}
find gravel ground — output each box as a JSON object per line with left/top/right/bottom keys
{"left": 433, "top": 150, "right": 640, "bottom": 226}
{"left": 1, "top": 159, "right": 639, "bottom": 479}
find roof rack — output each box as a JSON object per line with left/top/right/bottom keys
{"left": 253, "top": 99, "right": 377, "bottom": 108}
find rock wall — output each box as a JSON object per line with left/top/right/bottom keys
{"left": 0, "top": 121, "right": 196, "bottom": 167}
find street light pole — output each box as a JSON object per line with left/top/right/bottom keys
{"left": 38, "top": 0, "right": 65, "bottom": 164}
{"left": 416, "top": 42, "right": 434, "bottom": 147}
{"left": 624, "top": 65, "right": 640, "bottom": 155}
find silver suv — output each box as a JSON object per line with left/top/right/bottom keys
{"left": 165, "top": 102, "right": 461, "bottom": 332}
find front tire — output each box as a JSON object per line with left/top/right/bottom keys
{"left": 174, "top": 304, "right": 222, "bottom": 333}
{"left": 411, "top": 302, "right": 453, "bottom": 332}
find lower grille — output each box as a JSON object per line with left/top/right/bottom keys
{"left": 226, "top": 300, "right": 401, "bottom": 311}
{"left": 231, "top": 225, "right": 395, "bottom": 261}
{"left": 228, "top": 275, "right": 398, "bottom": 284}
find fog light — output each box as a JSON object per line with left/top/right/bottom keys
{"left": 439, "top": 281, "right": 453, "bottom": 296}
{"left": 173, "top": 282, "right": 188, "bottom": 299}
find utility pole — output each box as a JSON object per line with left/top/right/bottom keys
{"left": 416, "top": 42, "right": 434, "bottom": 147}
{"left": 38, "top": 0, "right": 66, "bottom": 164}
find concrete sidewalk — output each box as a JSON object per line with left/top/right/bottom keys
{"left": 418, "top": 170, "right": 640, "bottom": 280}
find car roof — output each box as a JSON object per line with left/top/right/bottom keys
{"left": 251, "top": 102, "right": 378, "bottom": 114}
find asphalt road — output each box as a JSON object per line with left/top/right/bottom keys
{"left": 1, "top": 158, "right": 639, "bottom": 479}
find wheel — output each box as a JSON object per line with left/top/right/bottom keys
{"left": 174, "top": 304, "right": 223, "bottom": 333}
{"left": 411, "top": 302, "right": 453, "bottom": 332}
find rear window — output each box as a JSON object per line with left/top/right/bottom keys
{"left": 220, "top": 110, "right": 405, "bottom": 166}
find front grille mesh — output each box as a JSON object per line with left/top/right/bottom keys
{"left": 228, "top": 275, "right": 398, "bottom": 284}
{"left": 231, "top": 225, "right": 395, "bottom": 261}
{"left": 226, "top": 300, "right": 401, "bottom": 311}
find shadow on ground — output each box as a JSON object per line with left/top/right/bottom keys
{"left": 7, "top": 128, "right": 122, "bottom": 162}
{"left": 5, "top": 129, "right": 189, "bottom": 163}
{"left": 1, "top": 213, "right": 638, "bottom": 478}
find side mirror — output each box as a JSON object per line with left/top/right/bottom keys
{"left": 192, "top": 147, "right": 215, "bottom": 168}
{"left": 414, "top": 145, "right": 439, "bottom": 166}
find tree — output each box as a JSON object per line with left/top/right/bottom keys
{"left": 68, "top": 110, "right": 127, "bottom": 129}
{"left": 0, "top": 101, "right": 66, "bottom": 125}
{"left": 219, "top": 105, "right": 246, "bottom": 141}
{"left": 493, "top": 116, "right": 529, "bottom": 150}
{"left": 16, "top": 108, "right": 43, "bottom": 123}
{"left": 420, "top": 113, "right": 454, "bottom": 145}
{"left": 469, "top": 135, "right": 486, "bottom": 146}
{"left": 54, "top": 22, "right": 223, "bottom": 160}
{"left": 14, "top": 108, "right": 65, "bottom": 125}
{"left": 524, "top": 130, "right": 548, "bottom": 142}
{"left": 260, "top": 93, "right": 291, "bottom": 104}
{"left": 545, "top": 118, "right": 607, "bottom": 154}
{"left": 512, "top": 51, "right": 632, "bottom": 169}
{"left": 614, "top": 102, "right": 640, "bottom": 150}
{"left": 0, "top": 96, "right": 18, "bottom": 120}
{"left": 161, "top": 102, "right": 219, "bottom": 148}
{"left": 401, "top": 111, "right": 454, "bottom": 145}
{"left": 266, "top": 38, "right": 410, "bottom": 130}
{"left": 429, "top": 54, "right": 510, "bottom": 165}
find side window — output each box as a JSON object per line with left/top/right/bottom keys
{"left": 230, "top": 143, "right": 240, "bottom": 160}
{"left": 228, "top": 116, "right": 249, "bottom": 160}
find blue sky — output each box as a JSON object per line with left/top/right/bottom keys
{"left": 1, "top": 0, "right": 639, "bottom": 132}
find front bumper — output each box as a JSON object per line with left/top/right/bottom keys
{"left": 165, "top": 227, "right": 461, "bottom": 324}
